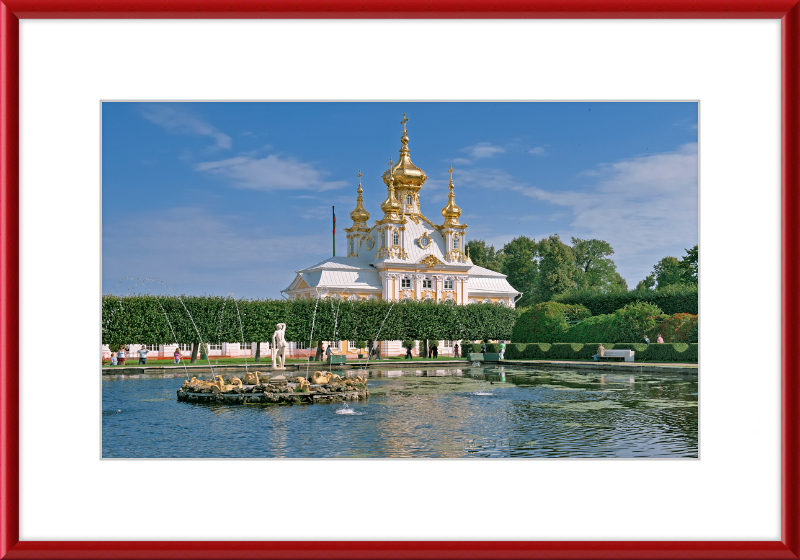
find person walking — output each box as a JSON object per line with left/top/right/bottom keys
{"left": 325, "top": 343, "right": 333, "bottom": 361}
{"left": 405, "top": 343, "right": 413, "bottom": 360}
{"left": 137, "top": 345, "right": 149, "bottom": 365}
{"left": 373, "top": 340, "right": 381, "bottom": 360}
{"left": 118, "top": 345, "right": 126, "bottom": 366}
{"left": 657, "top": 333, "right": 664, "bottom": 344}
{"left": 174, "top": 347, "right": 181, "bottom": 364}
{"left": 499, "top": 341, "right": 506, "bottom": 360}
{"left": 432, "top": 345, "right": 438, "bottom": 359}
{"left": 453, "top": 343, "right": 460, "bottom": 359}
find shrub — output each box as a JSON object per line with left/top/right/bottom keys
{"left": 503, "top": 342, "right": 697, "bottom": 363}
{"left": 511, "top": 302, "right": 591, "bottom": 343}
{"left": 506, "top": 343, "right": 551, "bottom": 359}
{"left": 648, "top": 313, "right": 698, "bottom": 343}
{"left": 486, "top": 343, "right": 500, "bottom": 353}
{"left": 401, "top": 339, "right": 415, "bottom": 349}
{"left": 615, "top": 301, "right": 663, "bottom": 342}
{"left": 355, "top": 340, "right": 366, "bottom": 349}
{"left": 470, "top": 343, "right": 482, "bottom": 354}
{"left": 555, "top": 284, "right": 698, "bottom": 315}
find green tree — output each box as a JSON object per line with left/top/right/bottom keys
{"left": 537, "top": 234, "right": 576, "bottom": 301}
{"left": 681, "top": 244, "right": 698, "bottom": 284}
{"left": 466, "top": 239, "right": 503, "bottom": 272}
{"left": 570, "top": 237, "right": 628, "bottom": 293}
{"left": 653, "top": 256, "right": 684, "bottom": 289}
{"left": 500, "top": 236, "right": 538, "bottom": 308}
{"left": 635, "top": 273, "right": 656, "bottom": 292}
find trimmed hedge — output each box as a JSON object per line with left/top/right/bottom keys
{"left": 554, "top": 284, "right": 698, "bottom": 315}
{"left": 102, "top": 295, "right": 518, "bottom": 345}
{"left": 511, "top": 302, "right": 592, "bottom": 343}
{"left": 505, "top": 342, "right": 698, "bottom": 363}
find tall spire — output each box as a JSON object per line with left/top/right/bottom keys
{"left": 441, "top": 165, "right": 462, "bottom": 226}
{"left": 380, "top": 159, "right": 402, "bottom": 217}
{"left": 349, "top": 170, "right": 370, "bottom": 228}
{"left": 382, "top": 114, "right": 427, "bottom": 192}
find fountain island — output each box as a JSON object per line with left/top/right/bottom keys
{"left": 177, "top": 370, "right": 368, "bottom": 405}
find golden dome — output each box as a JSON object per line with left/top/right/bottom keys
{"left": 349, "top": 171, "right": 370, "bottom": 227}
{"left": 441, "top": 165, "right": 462, "bottom": 226}
{"left": 380, "top": 164, "right": 402, "bottom": 215}
{"left": 382, "top": 114, "right": 427, "bottom": 190}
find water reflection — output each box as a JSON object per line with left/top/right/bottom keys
{"left": 102, "top": 365, "right": 698, "bottom": 458}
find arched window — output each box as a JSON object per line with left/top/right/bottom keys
{"left": 393, "top": 231, "right": 399, "bottom": 246}
{"left": 381, "top": 232, "right": 386, "bottom": 247}
{"left": 407, "top": 194, "right": 413, "bottom": 205}
{"left": 350, "top": 239, "right": 354, "bottom": 253}
{"left": 453, "top": 236, "right": 459, "bottom": 250}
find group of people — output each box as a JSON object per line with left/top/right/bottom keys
{"left": 107, "top": 345, "right": 184, "bottom": 366}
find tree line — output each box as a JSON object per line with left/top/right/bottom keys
{"left": 467, "top": 236, "right": 698, "bottom": 308}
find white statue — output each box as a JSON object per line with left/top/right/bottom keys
{"left": 272, "top": 323, "right": 288, "bottom": 370}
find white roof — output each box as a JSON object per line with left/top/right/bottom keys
{"left": 285, "top": 256, "right": 381, "bottom": 292}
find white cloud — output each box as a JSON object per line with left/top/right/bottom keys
{"left": 461, "top": 142, "right": 505, "bottom": 159}
{"left": 141, "top": 105, "right": 232, "bottom": 150}
{"left": 528, "top": 147, "right": 546, "bottom": 155}
{"left": 451, "top": 158, "right": 472, "bottom": 166}
{"left": 195, "top": 154, "right": 349, "bottom": 192}
{"left": 103, "top": 207, "right": 330, "bottom": 299}
{"left": 454, "top": 143, "right": 698, "bottom": 285}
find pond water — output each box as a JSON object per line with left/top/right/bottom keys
{"left": 102, "top": 365, "right": 698, "bottom": 458}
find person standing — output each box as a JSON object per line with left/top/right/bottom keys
{"left": 373, "top": 340, "right": 381, "bottom": 360}
{"left": 657, "top": 333, "right": 664, "bottom": 344}
{"left": 643, "top": 335, "right": 650, "bottom": 347}
{"left": 110, "top": 351, "right": 118, "bottom": 366}
{"left": 118, "top": 345, "right": 126, "bottom": 366}
{"left": 432, "top": 345, "right": 438, "bottom": 359}
{"left": 480, "top": 342, "right": 487, "bottom": 354}
{"left": 405, "top": 343, "right": 413, "bottom": 360}
{"left": 174, "top": 347, "right": 181, "bottom": 364}
{"left": 325, "top": 343, "right": 333, "bottom": 361}
{"left": 499, "top": 341, "right": 506, "bottom": 360}
{"left": 453, "top": 343, "right": 460, "bottom": 359}
{"left": 137, "top": 346, "right": 149, "bottom": 365}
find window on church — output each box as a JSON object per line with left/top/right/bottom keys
{"left": 454, "top": 237, "right": 460, "bottom": 250}
{"left": 423, "top": 278, "right": 432, "bottom": 289}
{"left": 393, "top": 231, "right": 399, "bottom": 246}
{"left": 401, "top": 277, "right": 411, "bottom": 288}
{"left": 407, "top": 194, "right": 413, "bottom": 205}
{"left": 381, "top": 232, "right": 385, "bottom": 246}
{"left": 444, "top": 278, "right": 453, "bottom": 289}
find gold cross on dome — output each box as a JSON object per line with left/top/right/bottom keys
{"left": 389, "top": 158, "right": 393, "bottom": 168}
{"left": 449, "top": 165, "right": 454, "bottom": 181}
{"left": 357, "top": 170, "right": 362, "bottom": 181}
{"left": 401, "top": 113, "right": 409, "bottom": 132}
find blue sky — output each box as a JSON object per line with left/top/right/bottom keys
{"left": 102, "top": 102, "right": 698, "bottom": 299}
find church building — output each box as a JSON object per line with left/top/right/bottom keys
{"left": 283, "top": 116, "right": 521, "bottom": 312}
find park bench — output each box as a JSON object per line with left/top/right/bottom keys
{"left": 600, "top": 349, "right": 635, "bottom": 362}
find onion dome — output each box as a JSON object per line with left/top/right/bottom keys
{"left": 441, "top": 165, "right": 462, "bottom": 226}
{"left": 382, "top": 114, "right": 427, "bottom": 191}
{"left": 349, "top": 171, "right": 370, "bottom": 228}
{"left": 380, "top": 163, "right": 402, "bottom": 215}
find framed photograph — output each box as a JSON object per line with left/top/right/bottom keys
{"left": 1, "top": 1, "right": 798, "bottom": 559}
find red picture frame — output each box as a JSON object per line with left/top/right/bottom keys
{"left": 1, "top": 2, "right": 798, "bottom": 559}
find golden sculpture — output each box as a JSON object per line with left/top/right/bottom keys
{"left": 312, "top": 371, "right": 333, "bottom": 385}
{"left": 419, "top": 255, "right": 444, "bottom": 268}
{"left": 294, "top": 376, "right": 311, "bottom": 392}
{"left": 241, "top": 371, "right": 261, "bottom": 385}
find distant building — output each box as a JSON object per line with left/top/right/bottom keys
{"left": 282, "top": 117, "right": 519, "bottom": 356}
